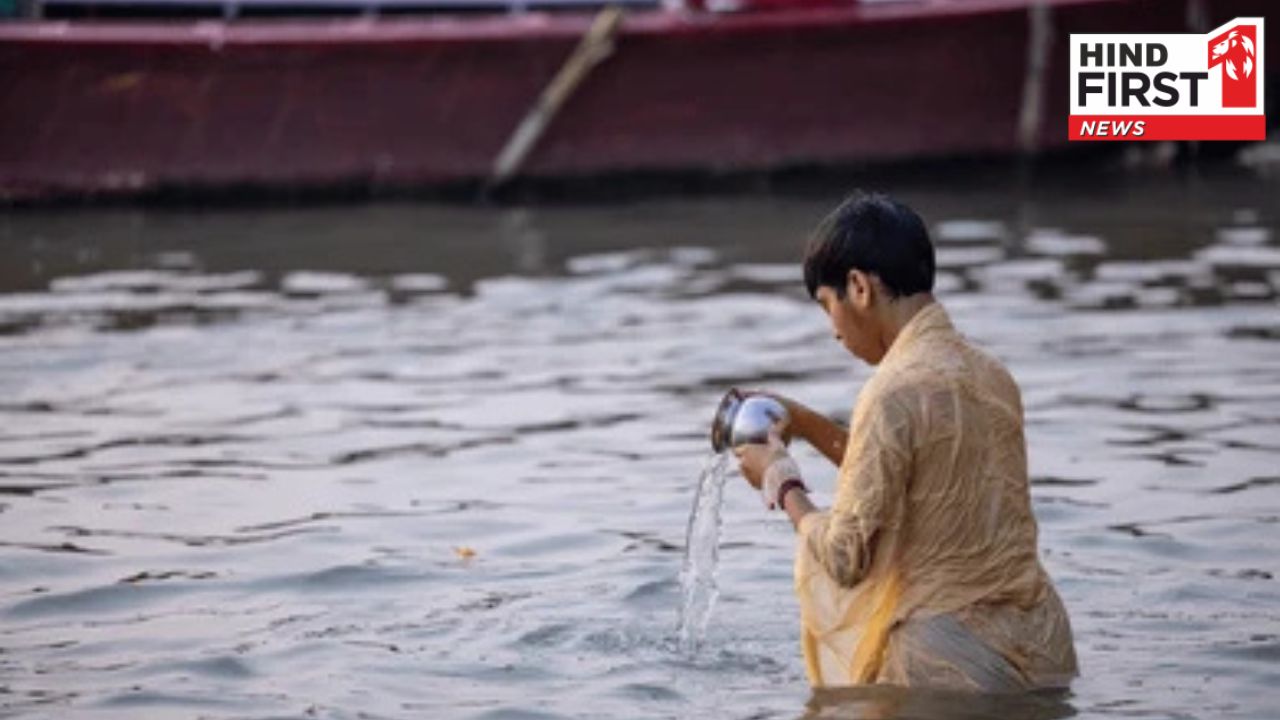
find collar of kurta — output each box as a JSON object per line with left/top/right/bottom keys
{"left": 878, "top": 300, "right": 952, "bottom": 369}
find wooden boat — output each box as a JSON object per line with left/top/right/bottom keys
{"left": 0, "top": 0, "right": 1270, "bottom": 201}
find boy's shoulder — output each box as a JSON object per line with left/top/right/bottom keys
{"left": 876, "top": 331, "right": 1020, "bottom": 403}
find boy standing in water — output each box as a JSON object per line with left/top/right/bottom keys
{"left": 736, "top": 192, "right": 1078, "bottom": 691}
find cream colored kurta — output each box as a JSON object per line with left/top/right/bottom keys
{"left": 795, "top": 303, "right": 1077, "bottom": 691}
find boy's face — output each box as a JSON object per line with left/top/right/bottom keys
{"left": 815, "top": 271, "right": 886, "bottom": 365}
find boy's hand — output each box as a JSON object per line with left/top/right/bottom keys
{"left": 734, "top": 431, "right": 802, "bottom": 508}
{"left": 734, "top": 441, "right": 775, "bottom": 491}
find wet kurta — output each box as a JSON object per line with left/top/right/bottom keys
{"left": 794, "top": 302, "right": 1078, "bottom": 691}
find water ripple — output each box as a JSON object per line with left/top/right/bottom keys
{"left": 0, "top": 185, "right": 1277, "bottom": 719}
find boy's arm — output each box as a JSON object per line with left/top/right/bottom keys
{"left": 781, "top": 485, "right": 818, "bottom": 528}
{"left": 778, "top": 397, "right": 847, "bottom": 466}
{"left": 789, "top": 393, "right": 912, "bottom": 588}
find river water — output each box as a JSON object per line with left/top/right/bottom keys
{"left": 1, "top": 164, "right": 1278, "bottom": 719}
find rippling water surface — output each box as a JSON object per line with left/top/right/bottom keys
{"left": 1, "top": 167, "right": 1278, "bottom": 719}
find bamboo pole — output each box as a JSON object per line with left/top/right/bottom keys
{"left": 488, "top": 4, "right": 625, "bottom": 190}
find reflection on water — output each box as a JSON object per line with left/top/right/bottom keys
{"left": 802, "top": 685, "right": 1078, "bottom": 720}
{"left": 0, "top": 164, "right": 1278, "bottom": 719}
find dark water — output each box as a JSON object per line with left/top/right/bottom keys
{"left": 1, "top": 164, "right": 1278, "bottom": 719}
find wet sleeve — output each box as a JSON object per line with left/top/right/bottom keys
{"left": 797, "top": 391, "right": 913, "bottom": 589}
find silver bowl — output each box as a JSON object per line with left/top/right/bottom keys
{"left": 710, "top": 388, "right": 790, "bottom": 453}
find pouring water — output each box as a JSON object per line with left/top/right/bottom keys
{"left": 677, "top": 390, "right": 792, "bottom": 655}
{"left": 676, "top": 451, "right": 731, "bottom": 655}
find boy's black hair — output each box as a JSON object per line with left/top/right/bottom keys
{"left": 803, "top": 191, "right": 935, "bottom": 300}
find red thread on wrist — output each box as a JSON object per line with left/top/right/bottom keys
{"left": 777, "top": 479, "right": 808, "bottom": 512}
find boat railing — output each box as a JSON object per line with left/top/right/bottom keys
{"left": 29, "top": 0, "right": 661, "bottom": 20}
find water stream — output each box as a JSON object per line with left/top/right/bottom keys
{"left": 676, "top": 451, "right": 731, "bottom": 654}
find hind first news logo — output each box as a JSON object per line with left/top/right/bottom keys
{"left": 1070, "top": 18, "right": 1265, "bottom": 141}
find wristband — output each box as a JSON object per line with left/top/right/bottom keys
{"left": 777, "top": 478, "right": 809, "bottom": 512}
{"left": 760, "top": 454, "right": 802, "bottom": 509}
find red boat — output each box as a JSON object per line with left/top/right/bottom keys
{"left": 0, "top": 0, "right": 1271, "bottom": 201}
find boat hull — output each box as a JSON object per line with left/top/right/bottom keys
{"left": 0, "top": 0, "right": 1271, "bottom": 200}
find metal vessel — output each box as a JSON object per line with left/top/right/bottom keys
{"left": 710, "top": 388, "right": 790, "bottom": 453}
